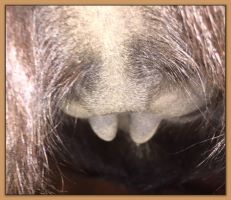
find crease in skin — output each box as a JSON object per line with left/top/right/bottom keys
{"left": 88, "top": 112, "right": 161, "bottom": 144}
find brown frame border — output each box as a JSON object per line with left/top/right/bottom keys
{"left": 1, "top": 0, "right": 230, "bottom": 199}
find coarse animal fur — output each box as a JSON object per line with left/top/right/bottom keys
{"left": 6, "top": 6, "right": 225, "bottom": 194}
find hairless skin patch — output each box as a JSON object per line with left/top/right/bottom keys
{"left": 88, "top": 113, "right": 162, "bottom": 144}
{"left": 89, "top": 114, "right": 118, "bottom": 142}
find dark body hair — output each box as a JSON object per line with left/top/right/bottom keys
{"left": 6, "top": 6, "right": 225, "bottom": 194}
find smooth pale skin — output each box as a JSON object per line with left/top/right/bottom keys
{"left": 88, "top": 113, "right": 162, "bottom": 144}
